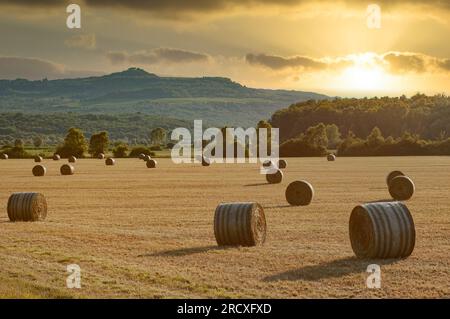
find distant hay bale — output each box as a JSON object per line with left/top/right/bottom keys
{"left": 138, "top": 153, "right": 146, "bottom": 160}
{"left": 277, "top": 159, "right": 287, "bottom": 169}
{"left": 202, "top": 157, "right": 210, "bottom": 166}
{"left": 262, "top": 160, "right": 273, "bottom": 168}
{"left": 60, "top": 164, "right": 75, "bottom": 175}
{"left": 386, "top": 170, "right": 404, "bottom": 187}
{"left": 285, "top": 180, "right": 314, "bottom": 206}
{"left": 105, "top": 157, "right": 115, "bottom": 166}
{"left": 34, "top": 156, "right": 43, "bottom": 162}
{"left": 214, "top": 202, "right": 266, "bottom": 246}
{"left": 146, "top": 159, "right": 157, "bottom": 168}
{"left": 265, "top": 169, "right": 283, "bottom": 184}
{"left": 53, "top": 154, "right": 61, "bottom": 161}
{"left": 389, "top": 175, "right": 415, "bottom": 201}
{"left": 7, "top": 192, "right": 47, "bottom": 222}
{"left": 144, "top": 155, "right": 152, "bottom": 162}
{"left": 32, "top": 165, "right": 46, "bottom": 177}
{"left": 349, "top": 201, "right": 415, "bottom": 258}
{"left": 68, "top": 156, "right": 77, "bottom": 163}
{"left": 97, "top": 153, "right": 105, "bottom": 159}
{"left": 327, "top": 154, "right": 336, "bottom": 161}
{"left": 0, "top": 153, "right": 8, "bottom": 160}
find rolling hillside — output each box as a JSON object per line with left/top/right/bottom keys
{"left": 0, "top": 68, "right": 329, "bottom": 127}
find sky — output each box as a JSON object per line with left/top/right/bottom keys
{"left": 0, "top": 0, "right": 449, "bottom": 97}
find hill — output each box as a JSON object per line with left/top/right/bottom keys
{"left": 0, "top": 68, "right": 329, "bottom": 127}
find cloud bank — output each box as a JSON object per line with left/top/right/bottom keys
{"left": 106, "top": 48, "right": 209, "bottom": 66}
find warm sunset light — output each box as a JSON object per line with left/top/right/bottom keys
{"left": 340, "top": 65, "right": 387, "bottom": 91}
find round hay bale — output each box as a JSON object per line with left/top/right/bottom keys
{"left": 60, "top": 164, "right": 75, "bottom": 175}
{"left": 97, "top": 153, "right": 105, "bottom": 159}
{"left": 144, "top": 155, "right": 152, "bottom": 162}
{"left": 278, "top": 159, "right": 287, "bottom": 169}
{"left": 105, "top": 157, "right": 115, "bottom": 166}
{"left": 53, "top": 154, "right": 60, "bottom": 161}
{"left": 146, "top": 159, "right": 157, "bottom": 168}
{"left": 138, "top": 153, "right": 146, "bottom": 160}
{"left": 262, "top": 160, "right": 273, "bottom": 168}
{"left": 386, "top": 170, "right": 405, "bottom": 187}
{"left": 0, "top": 153, "right": 8, "bottom": 160}
{"left": 68, "top": 156, "right": 77, "bottom": 163}
{"left": 7, "top": 192, "right": 47, "bottom": 222}
{"left": 214, "top": 202, "right": 266, "bottom": 246}
{"left": 349, "top": 201, "right": 415, "bottom": 259}
{"left": 389, "top": 175, "right": 415, "bottom": 201}
{"left": 202, "top": 157, "right": 210, "bottom": 166}
{"left": 34, "top": 155, "right": 43, "bottom": 162}
{"left": 265, "top": 169, "right": 283, "bottom": 184}
{"left": 285, "top": 180, "right": 314, "bottom": 206}
{"left": 32, "top": 165, "right": 46, "bottom": 177}
{"left": 327, "top": 154, "right": 336, "bottom": 161}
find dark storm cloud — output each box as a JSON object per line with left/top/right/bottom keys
{"left": 106, "top": 48, "right": 209, "bottom": 65}
{"left": 1, "top": 0, "right": 449, "bottom": 15}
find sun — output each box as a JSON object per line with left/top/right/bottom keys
{"left": 340, "top": 65, "right": 386, "bottom": 91}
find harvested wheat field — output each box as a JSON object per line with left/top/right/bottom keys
{"left": 0, "top": 157, "right": 449, "bottom": 299}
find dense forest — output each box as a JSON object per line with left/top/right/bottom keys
{"left": 272, "top": 94, "right": 450, "bottom": 157}
{"left": 271, "top": 94, "right": 450, "bottom": 142}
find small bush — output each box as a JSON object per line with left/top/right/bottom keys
{"left": 149, "top": 145, "right": 162, "bottom": 151}
{"left": 113, "top": 144, "right": 129, "bottom": 158}
{"left": 129, "top": 147, "right": 155, "bottom": 158}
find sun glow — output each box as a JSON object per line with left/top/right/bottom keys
{"left": 340, "top": 65, "right": 387, "bottom": 91}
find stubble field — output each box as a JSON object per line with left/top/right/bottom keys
{"left": 0, "top": 157, "right": 449, "bottom": 298}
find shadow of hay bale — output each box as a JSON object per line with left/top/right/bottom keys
{"left": 263, "top": 257, "right": 400, "bottom": 282}
{"left": 244, "top": 183, "right": 272, "bottom": 187}
{"left": 139, "top": 245, "right": 232, "bottom": 257}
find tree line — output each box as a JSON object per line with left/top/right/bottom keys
{"left": 270, "top": 94, "right": 450, "bottom": 156}
{"left": 0, "top": 127, "right": 168, "bottom": 159}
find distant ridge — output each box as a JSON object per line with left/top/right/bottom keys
{"left": 0, "top": 67, "right": 329, "bottom": 126}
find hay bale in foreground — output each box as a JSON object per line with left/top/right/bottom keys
{"left": 53, "top": 154, "right": 61, "bottom": 161}
{"left": 349, "top": 201, "right": 415, "bottom": 259}
{"left": 105, "top": 157, "right": 115, "bottom": 166}
{"left": 68, "top": 156, "right": 77, "bottom": 163}
{"left": 0, "top": 153, "right": 7, "bottom": 160}
{"left": 32, "top": 165, "right": 46, "bottom": 177}
{"left": 386, "top": 170, "right": 405, "bottom": 187}
{"left": 7, "top": 192, "right": 47, "bottom": 222}
{"left": 146, "top": 159, "right": 157, "bottom": 168}
{"left": 60, "top": 164, "right": 75, "bottom": 175}
{"left": 285, "top": 180, "right": 314, "bottom": 206}
{"left": 278, "top": 159, "right": 287, "bottom": 169}
{"left": 34, "top": 156, "right": 43, "bottom": 163}
{"left": 97, "top": 153, "right": 105, "bottom": 159}
{"left": 389, "top": 175, "right": 415, "bottom": 201}
{"left": 327, "top": 154, "right": 336, "bottom": 161}
{"left": 266, "top": 169, "right": 283, "bottom": 184}
{"left": 214, "top": 202, "right": 266, "bottom": 246}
